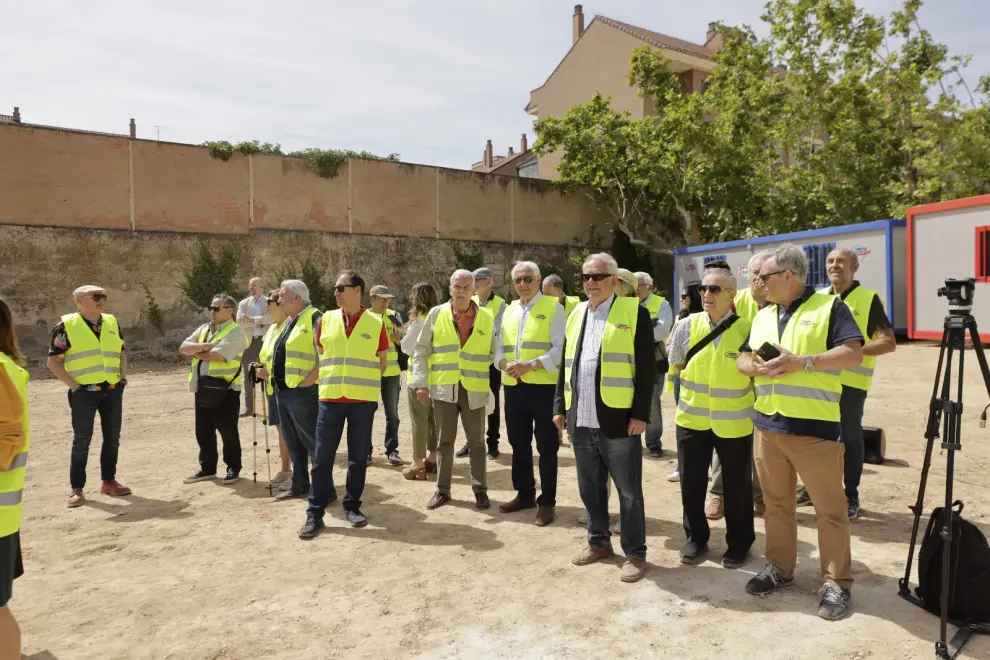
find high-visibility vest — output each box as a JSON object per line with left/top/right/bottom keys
{"left": 0, "top": 352, "right": 28, "bottom": 537}
{"left": 258, "top": 321, "right": 283, "bottom": 396}
{"left": 282, "top": 307, "right": 320, "bottom": 389}
{"left": 429, "top": 303, "right": 494, "bottom": 393}
{"left": 733, "top": 288, "right": 762, "bottom": 323}
{"left": 317, "top": 310, "right": 384, "bottom": 401}
{"left": 750, "top": 292, "right": 841, "bottom": 422}
{"left": 473, "top": 294, "right": 505, "bottom": 324}
{"left": 675, "top": 313, "right": 754, "bottom": 437}
{"left": 818, "top": 285, "right": 879, "bottom": 391}
{"left": 501, "top": 295, "right": 558, "bottom": 386}
{"left": 564, "top": 295, "right": 580, "bottom": 319}
{"left": 61, "top": 313, "right": 123, "bottom": 385}
{"left": 372, "top": 311, "right": 401, "bottom": 378}
{"left": 188, "top": 321, "right": 246, "bottom": 388}
{"left": 563, "top": 297, "right": 639, "bottom": 410}
{"left": 643, "top": 293, "right": 665, "bottom": 320}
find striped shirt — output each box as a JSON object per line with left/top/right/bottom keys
{"left": 574, "top": 294, "right": 616, "bottom": 429}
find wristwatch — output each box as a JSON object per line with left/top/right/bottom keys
{"left": 804, "top": 356, "right": 816, "bottom": 372}
{"left": 530, "top": 359, "right": 540, "bottom": 371}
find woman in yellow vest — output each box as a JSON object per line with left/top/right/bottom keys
{"left": 668, "top": 264, "right": 756, "bottom": 569}
{"left": 256, "top": 289, "right": 293, "bottom": 490}
{"left": 0, "top": 298, "right": 27, "bottom": 659}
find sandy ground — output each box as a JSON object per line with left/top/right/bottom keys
{"left": 13, "top": 343, "right": 990, "bottom": 660}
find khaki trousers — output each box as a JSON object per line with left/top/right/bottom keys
{"left": 406, "top": 386, "right": 438, "bottom": 461}
{"left": 754, "top": 428, "right": 853, "bottom": 590}
{"left": 434, "top": 387, "right": 487, "bottom": 494}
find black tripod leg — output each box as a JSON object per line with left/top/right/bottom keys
{"left": 965, "top": 317, "right": 990, "bottom": 399}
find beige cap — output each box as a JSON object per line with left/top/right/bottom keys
{"left": 73, "top": 285, "right": 106, "bottom": 299}
{"left": 616, "top": 269, "right": 637, "bottom": 294}
{"left": 369, "top": 285, "right": 395, "bottom": 299}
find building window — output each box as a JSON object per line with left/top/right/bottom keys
{"left": 803, "top": 242, "right": 836, "bottom": 289}
{"left": 517, "top": 159, "right": 539, "bottom": 178}
{"left": 976, "top": 226, "right": 990, "bottom": 282}
{"left": 703, "top": 254, "right": 728, "bottom": 266}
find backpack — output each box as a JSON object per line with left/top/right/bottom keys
{"left": 916, "top": 501, "right": 990, "bottom": 626}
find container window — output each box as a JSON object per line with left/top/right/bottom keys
{"left": 802, "top": 242, "right": 836, "bottom": 289}
{"left": 703, "top": 254, "right": 728, "bottom": 266}
{"left": 975, "top": 226, "right": 990, "bottom": 282}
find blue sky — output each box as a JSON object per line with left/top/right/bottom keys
{"left": 1, "top": 0, "right": 986, "bottom": 170}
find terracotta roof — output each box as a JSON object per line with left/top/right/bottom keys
{"left": 595, "top": 15, "right": 715, "bottom": 61}
{"left": 472, "top": 149, "right": 534, "bottom": 174}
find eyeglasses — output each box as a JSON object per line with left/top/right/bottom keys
{"left": 265, "top": 298, "right": 279, "bottom": 305}
{"left": 513, "top": 276, "right": 534, "bottom": 285}
{"left": 89, "top": 294, "right": 108, "bottom": 302}
{"left": 334, "top": 284, "right": 358, "bottom": 293}
{"left": 758, "top": 270, "right": 787, "bottom": 283}
{"left": 581, "top": 273, "right": 611, "bottom": 282}
{"left": 698, "top": 284, "right": 723, "bottom": 294}
{"left": 208, "top": 305, "right": 233, "bottom": 312}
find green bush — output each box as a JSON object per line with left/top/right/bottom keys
{"left": 202, "top": 140, "right": 234, "bottom": 161}
{"left": 181, "top": 242, "right": 241, "bottom": 309}
{"left": 139, "top": 282, "right": 165, "bottom": 334}
{"left": 274, "top": 255, "right": 336, "bottom": 312}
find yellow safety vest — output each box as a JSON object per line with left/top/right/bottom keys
{"left": 61, "top": 313, "right": 123, "bottom": 385}
{"left": 501, "top": 295, "right": 558, "bottom": 386}
{"left": 258, "top": 321, "right": 283, "bottom": 396}
{"left": 188, "top": 321, "right": 246, "bottom": 388}
{"left": 675, "top": 313, "right": 754, "bottom": 438}
{"left": 282, "top": 307, "right": 320, "bottom": 389}
{"left": 371, "top": 311, "right": 401, "bottom": 378}
{"left": 733, "top": 288, "right": 762, "bottom": 323}
{"left": 563, "top": 297, "right": 639, "bottom": 410}
{"left": 429, "top": 303, "right": 494, "bottom": 393}
{"left": 564, "top": 296, "right": 580, "bottom": 319}
{"left": 0, "top": 353, "right": 28, "bottom": 537}
{"left": 644, "top": 293, "right": 665, "bottom": 320}
{"left": 819, "top": 285, "right": 879, "bottom": 391}
{"left": 318, "top": 310, "right": 384, "bottom": 401}
{"left": 473, "top": 294, "right": 505, "bottom": 323}
{"left": 750, "top": 293, "right": 841, "bottom": 422}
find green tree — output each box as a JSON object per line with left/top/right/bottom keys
{"left": 274, "top": 255, "right": 336, "bottom": 312}
{"left": 181, "top": 242, "right": 240, "bottom": 309}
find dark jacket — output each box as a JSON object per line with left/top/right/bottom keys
{"left": 554, "top": 298, "right": 655, "bottom": 439}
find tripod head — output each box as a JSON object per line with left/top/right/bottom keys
{"left": 938, "top": 278, "right": 976, "bottom": 316}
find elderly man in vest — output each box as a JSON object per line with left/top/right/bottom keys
{"left": 457, "top": 267, "right": 504, "bottom": 460}
{"left": 368, "top": 284, "right": 405, "bottom": 467}
{"left": 735, "top": 243, "right": 864, "bottom": 621}
{"left": 179, "top": 294, "right": 248, "bottom": 485}
{"left": 634, "top": 271, "right": 673, "bottom": 457}
{"left": 236, "top": 277, "right": 273, "bottom": 417}
{"left": 793, "top": 248, "right": 896, "bottom": 519}
{"left": 256, "top": 280, "right": 322, "bottom": 501}
{"left": 542, "top": 274, "right": 581, "bottom": 319}
{"left": 47, "top": 285, "right": 131, "bottom": 508}
{"left": 554, "top": 253, "right": 655, "bottom": 583}
{"left": 496, "top": 261, "right": 566, "bottom": 526}
{"left": 414, "top": 269, "right": 497, "bottom": 510}
{"left": 668, "top": 263, "right": 756, "bottom": 569}
{"left": 299, "top": 271, "right": 390, "bottom": 537}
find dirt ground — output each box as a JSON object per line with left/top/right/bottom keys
{"left": 13, "top": 343, "right": 990, "bottom": 660}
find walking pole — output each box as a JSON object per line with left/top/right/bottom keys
{"left": 251, "top": 368, "right": 258, "bottom": 484}
{"left": 261, "top": 384, "right": 273, "bottom": 496}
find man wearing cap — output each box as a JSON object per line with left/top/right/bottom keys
{"left": 369, "top": 284, "right": 405, "bottom": 467}
{"left": 459, "top": 267, "right": 504, "bottom": 459}
{"left": 236, "top": 277, "right": 273, "bottom": 417}
{"left": 47, "top": 285, "right": 132, "bottom": 508}
{"left": 542, "top": 274, "right": 581, "bottom": 319}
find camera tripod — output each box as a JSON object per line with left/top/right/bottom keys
{"left": 898, "top": 282, "right": 990, "bottom": 660}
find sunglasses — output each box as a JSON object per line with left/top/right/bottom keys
{"left": 265, "top": 298, "right": 279, "bottom": 305}
{"left": 758, "top": 270, "right": 787, "bottom": 283}
{"left": 208, "top": 305, "right": 232, "bottom": 312}
{"left": 581, "top": 273, "right": 611, "bottom": 282}
{"left": 90, "top": 293, "right": 108, "bottom": 302}
{"left": 513, "top": 276, "right": 534, "bottom": 285}
{"left": 334, "top": 284, "right": 358, "bottom": 293}
{"left": 698, "top": 284, "right": 723, "bottom": 294}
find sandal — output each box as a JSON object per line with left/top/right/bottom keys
{"left": 402, "top": 465, "right": 428, "bottom": 481}
{"left": 425, "top": 459, "right": 437, "bottom": 473}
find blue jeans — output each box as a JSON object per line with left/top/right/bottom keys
{"left": 840, "top": 386, "right": 868, "bottom": 500}
{"left": 377, "top": 375, "right": 401, "bottom": 456}
{"left": 275, "top": 385, "right": 318, "bottom": 494}
{"left": 645, "top": 372, "right": 664, "bottom": 451}
{"left": 572, "top": 427, "right": 647, "bottom": 559}
{"left": 309, "top": 401, "right": 377, "bottom": 517}
{"left": 68, "top": 384, "right": 124, "bottom": 489}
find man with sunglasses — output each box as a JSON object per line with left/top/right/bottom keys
{"left": 634, "top": 271, "right": 673, "bottom": 458}
{"left": 554, "top": 254, "right": 655, "bottom": 583}
{"left": 48, "top": 285, "right": 132, "bottom": 508}
{"left": 496, "top": 262, "right": 565, "bottom": 526}
{"left": 735, "top": 243, "right": 863, "bottom": 621}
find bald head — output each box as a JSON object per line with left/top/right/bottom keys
{"left": 825, "top": 247, "right": 859, "bottom": 294}
{"left": 248, "top": 277, "right": 265, "bottom": 297}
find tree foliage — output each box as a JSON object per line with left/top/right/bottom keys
{"left": 202, "top": 139, "right": 400, "bottom": 179}
{"left": 181, "top": 243, "right": 241, "bottom": 309}
{"left": 273, "top": 255, "right": 336, "bottom": 312}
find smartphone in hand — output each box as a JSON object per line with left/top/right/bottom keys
{"left": 756, "top": 342, "right": 781, "bottom": 362}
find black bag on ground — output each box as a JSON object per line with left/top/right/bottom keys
{"left": 196, "top": 375, "right": 233, "bottom": 409}
{"left": 915, "top": 501, "right": 990, "bottom": 625}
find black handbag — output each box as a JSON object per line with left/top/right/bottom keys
{"left": 196, "top": 375, "right": 233, "bottom": 409}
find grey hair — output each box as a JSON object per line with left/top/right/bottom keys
{"left": 748, "top": 251, "right": 771, "bottom": 272}
{"left": 450, "top": 269, "right": 475, "bottom": 285}
{"left": 280, "top": 279, "right": 311, "bottom": 304}
{"left": 583, "top": 252, "right": 618, "bottom": 275}
{"left": 701, "top": 266, "right": 736, "bottom": 292}
{"left": 771, "top": 244, "right": 808, "bottom": 281}
{"left": 829, "top": 247, "right": 859, "bottom": 268}
{"left": 634, "top": 271, "right": 653, "bottom": 286}
{"left": 543, "top": 274, "right": 564, "bottom": 289}
{"left": 212, "top": 293, "right": 238, "bottom": 309}
{"left": 511, "top": 261, "right": 540, "bottom": 279}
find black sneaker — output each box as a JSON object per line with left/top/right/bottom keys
{"left": 847, "top": 496, "right": 862, "bottom": 520}
{"left": 648, "top": 448, "right": 664, "bottom": 458}
{"left": 487, "top": 446, "right": 499, "bottom": 459}
{"left": 455, "top": 444, "right": 470, "bottom": 458}
{"left": 298, "top": 517, "right": 325, "bottom": 539}
{"left": 745, "top": 563, "right": 794, "bottom": 595}
{"left": 346, "top": 510, "right": 368, "bottom": 528}
{"left": 817, "top": 584, "right": 852, "bottom": 620}
{"left": 680, "top": 541, "right": 708, "bottom": 565}
{"left": 183, "top": 469, "right": 216, "bottom": 484}
{"left": 387, "top": 451, "right": 404, "bottom": 466}
{"left": 721, "top": 552, "right": 748, "bottom": 569}
{"left": 796, "top": 486, "right": 813, "bottom": 507}
{"left": 222, "top": 468, "right": 240, "bottom": 485}
{"left": 475, "top": 492, "right": 491, "bottom": 510}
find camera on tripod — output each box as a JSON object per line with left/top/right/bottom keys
{"left": 937, "top": 278, "right": 976, "bottom": 314}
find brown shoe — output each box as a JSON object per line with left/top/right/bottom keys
{"left": 755, "top": 500, "right": 766, "bottom": 518}
{"left": 67, "top": 488, "right": 85, "bottom": 508}
{"left": 427, "top": 491, "right": 451, "bottom": 510}
{"left": 100, "top": 480, "right": 132, "bottom": 496}
{"left": 705, "top": 496, "right": 724, "bottom": 520}
{"left": 572, "top": 544, "right": 614, "bottom": 566}
{"left": 535, "top": 505, "right": 556, "bottom": 527}
{"left": 621, "top": 557, "right": 647, "bottom": 582}
{"left": 499, "top": 495, "right": 537, "bottom": 514}
{"left": 402, "top": 465, "right": 428, "bottom": 481}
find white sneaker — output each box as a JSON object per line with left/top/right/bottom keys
{"left": 666, "top": 468, "right": 680, "bottom": 482}
{"left": 278, "top": 478, "right": 292, "bottom": 492}
{"left": 269, "top": 471, "right": 291, "bottom": 488}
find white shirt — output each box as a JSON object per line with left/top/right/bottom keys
{"left": 575, "top": 294, "right": 616, "bottom": 429}
{"left": 494, "top": 292, "right": 566, "bottom": 375}
{"left": 651, "top": 298, "right": 674, "bottom": 343}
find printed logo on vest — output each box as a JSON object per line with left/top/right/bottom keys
{"left": 798, "top": 319, "right": 815, "bottom": 327}
{"left": 360, "top": 333, "right": 372, "bottom": 340}
{"left": 616, "top": 324, "right": 631, "bottom": 330}
{"left": 724, "top": 351, "right": 740, "bottom": 358}
{"left": 535, "top": 314, "right": 547, "bottom": 320}
{"left": 477, "top": 329, "right": 486, "bottom": 336}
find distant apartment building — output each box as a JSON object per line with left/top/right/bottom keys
{"left": 471, "top": 134, "right": 538, "bottom": 178}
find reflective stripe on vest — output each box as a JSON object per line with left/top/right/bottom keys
{"left": 372, "top": 311, "right": 401, "bottom": 378}
{"left": 317, "top": 310, "right": 383, "bottom": 401}
{"left": 189, "top": 321, "right": 246, "bottom": 387}
{"left": 750, "top": 293, "right": 841, "bottom": 422}
{"left": 733, "top": 289, "right": 762, "bottom": 323}
{"left": 562, "top": 297, "right": 639, "bottom": 410}
{"left": 429, "top": 303, "right": 494, "bottom": 392}
{"left": 258, "top": 322, "right": 283, "bottom": 396}
{"left": 819, "top": 285, "right": 879, "bottom": 391}
{"left": 501, "top": 295, "right": 558, "bottom": 386}
{"left": 0, "top": 353, "right": 29, "bottom": 537}
{"left": 283, "top": 307, "right": 320, "bottom": 388}
{"left": 674, "top": 313, "right": 754, "bottom": 437}
{"left": 61, "top": 313, "right": 123, "bottom": 385}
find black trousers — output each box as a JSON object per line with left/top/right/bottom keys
{"left": 195, "top": 388, "right": 242, "bottom": 474}
{"left": 486, "top": 366, "right": 501, "bottom": 449}
{"left": 677, "top": 425, "right": 755, "bottom": 558}
{"left": 505, "top": 383, "right": 558, "bottom": 506}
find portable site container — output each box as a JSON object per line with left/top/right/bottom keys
{"left": 671, "top": 219, "right": 907, "bottom": 332}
